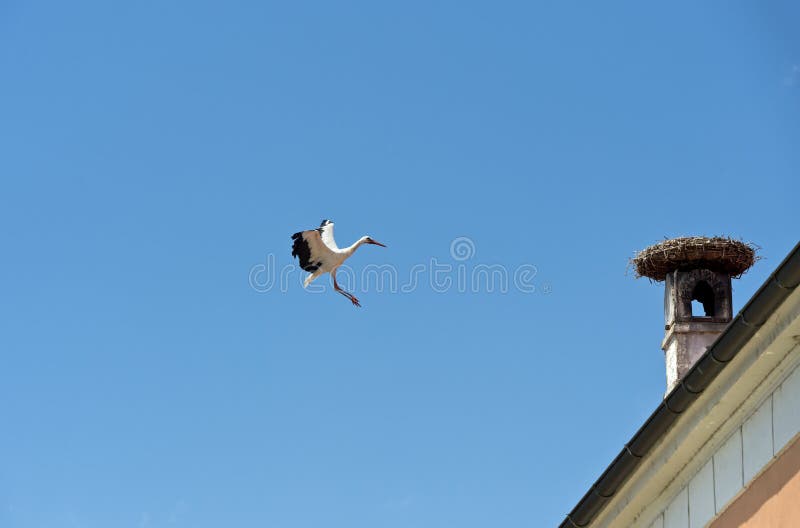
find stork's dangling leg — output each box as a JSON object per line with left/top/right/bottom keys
{"left": 334, "top": 278, "right": 361, "bottom": 307}
{"left": 332, "top": 269, "right": 361, "bottom": 308}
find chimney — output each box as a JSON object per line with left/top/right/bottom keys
{"left": 632, "top": 237, "right": 756, "bottom": 394}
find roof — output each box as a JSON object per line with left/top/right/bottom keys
{"left": 559, "top": 241, "right": 800, "bottom": 528}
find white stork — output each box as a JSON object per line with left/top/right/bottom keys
{"left": 291, "top": 219, "right": 386, "bottom": 307}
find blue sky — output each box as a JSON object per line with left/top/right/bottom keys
{"left": 1, "top": 1, "right": 798, "bottom": 527}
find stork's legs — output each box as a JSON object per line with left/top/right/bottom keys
{"left": 332, "top": 274, "right": 361, "bottom": 308}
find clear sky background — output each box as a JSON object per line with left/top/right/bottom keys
{"left": 1, "top": 1, "right": 798, "bottom": 527}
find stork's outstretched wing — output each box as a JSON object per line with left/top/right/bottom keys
{"left": 291, "top": 221, "right": 337, "bottom": 272}
{"left": 318, "top": 219, "right": 338, "bottom": 250}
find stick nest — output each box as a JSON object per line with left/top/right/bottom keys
{"left": 631, "top": 236, "right": 758, "bottom": 281}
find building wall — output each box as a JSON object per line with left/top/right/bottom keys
{"left": 646, "top": 360, "right": 800, "bottom": 528}
{"left": 708, "top": 432, "right": 800, "bottom": 527}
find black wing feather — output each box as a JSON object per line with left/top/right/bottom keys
{"left": 291, "top": 220, "right": 334, "bottom": 272}
{"left": 291, "top": 231, "right": 322, "bottom": 272}
{"left": 316, "top": 219, "right": 331, "bottom": 236}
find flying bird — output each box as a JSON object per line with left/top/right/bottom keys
{"left": 291, "top": 219, "right": 386, "bottom": 307}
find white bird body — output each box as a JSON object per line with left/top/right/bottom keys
{"left": 291, "top": 220, "right": 386, "bottom": 307}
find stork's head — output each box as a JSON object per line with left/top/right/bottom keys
{"left": 364, "top": 236, "right": 387, "bottom": 247}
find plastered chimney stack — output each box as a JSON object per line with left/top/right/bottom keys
{"left": 631, "top": 237, "right": 756, "bottom": 394}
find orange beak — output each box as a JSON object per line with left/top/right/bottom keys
{"left": 369, "top": 239, "right": 387, "bottom": 247}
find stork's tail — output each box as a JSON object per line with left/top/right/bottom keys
{"left": 304, "top": 272, "right": 321, "bottom": 288}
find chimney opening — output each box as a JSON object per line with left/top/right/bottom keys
{"left": 690, "top": 280, "right": 715, "bottom": 317}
